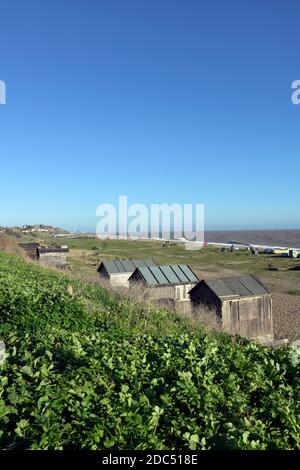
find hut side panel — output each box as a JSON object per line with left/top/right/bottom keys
{"left": 175, "top": 299, "right": 192, "bottom": 315}
{"left": 98, "top": 264, "right": 131, "bottom": 288}
{"left": 221, "top": 301, "right": 232, "bottom": 333}
{"left": 146, "top": 284, "right": 197, "bottom": 304}
{"left": 98, "top": 266, "right": 134, "bottom": 289}
{"left": 238, "top": 299, "right": 251, "bottom": 337}
{"left": 147, "top": 285, "right": 175, "bottom": 300}
{"left": 38, "top": 253, "right": 68, "bottom": 268}
{"left": 230, "top": 300, "right": 239, "bottom": 332}
{"left": 149, "top": 291, "right": 192, "bottom": 315}
{"left": 221, "top": 295, "right": 273, "bottom": 339}
{"left": 110, "top": 273, "right": 132, "bottom": 288}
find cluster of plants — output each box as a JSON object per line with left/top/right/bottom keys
{"left": 0, "top": 251, "right": 299, "bottom": 449}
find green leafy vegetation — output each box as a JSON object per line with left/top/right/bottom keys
{"left": 0, "top": 251, "right": 299, "bottom": 449}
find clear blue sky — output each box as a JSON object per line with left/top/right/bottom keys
{"left": 0, "top": 0, "right": 299, "bottom": 231}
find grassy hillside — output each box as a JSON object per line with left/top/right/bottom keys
{"left": 12, "top": 234, "right": 300, "bottom": 342}
{"left": 0, "top": 251, "right": 299, "bottom": 450}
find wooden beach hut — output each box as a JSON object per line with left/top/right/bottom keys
{"left": 189, "top": 274, "right": 273, "bottom": 341}
{"left": 37, "top": 246, "right": 69, "bottom": 268}
{"left": 97, "top": 259, "right": 157, "bottom": 288}
{"left": 129, "top": 264, "right": 199, "bottom": 314}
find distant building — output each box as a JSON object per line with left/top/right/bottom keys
{"left": 97, "top": 259, "right": 157, "bottom": 288}
{"left": 21, "top": 224, "right": 50, "bottom": 233}
{"left": 128, "top": 264, "right": 199, "bottom": 314}
{"left": 37, "top": 246, "right": 69, "bottom": 268}
{"left": 189, "top": 274, "right": 273, "bottom": 341}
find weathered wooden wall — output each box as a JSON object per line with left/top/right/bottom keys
{"left": 109, "top": 272, "right": 132, "bottom": 288}
{"left": 38, "top": 252, "right": 68, "bottom": 268}
{"left": 145, "top": 294, "right": 192, "bottom": 315}
{"left": 99, "top": 266, "right": 138, "bottom": 289}
{"left": 175, "top": 299, "right": 192, "bottom": 315}
{"left": 222, "top": 294, "right": 273, "bottom": 339}
{"left": 143, "top": 283, "right": 196, "bottom": 302}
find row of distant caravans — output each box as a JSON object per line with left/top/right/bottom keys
{"left": 272, "top": 248, "right": 300, "bottom": 258}
{"left": 98, "top": 259, "right": 273, "bottom": 342}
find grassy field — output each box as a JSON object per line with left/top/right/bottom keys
{"left": 58, "top": 237, "right": 300, "bottom": 291}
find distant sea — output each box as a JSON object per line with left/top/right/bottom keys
{"left": 205, "top": 230, "right": 300, "bottom": 248}
{"left": 94, "top": 229, "right": 300, "bottom": 248}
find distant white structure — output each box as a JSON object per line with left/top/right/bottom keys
{"left": 185, "top": 241, "right": 204, "bottom": 250}
{"left": 21, "top": 224, "right": 50, "bottom": 233}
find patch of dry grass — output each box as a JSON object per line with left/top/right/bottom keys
{"left": 0, "top": 234, "right": 28, "bottom": 259}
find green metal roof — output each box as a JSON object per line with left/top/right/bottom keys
{"left": 192, "top": 274, "right": 270, "bottom": 299}
{"left": 132, "top": 264, "right": 199, "bottom": 286}
{"left": 177, "top": 264, "right": 199, "bottom": 283}
{"left": 139, "top": 266, "right": 159, "bottom": 285}
{"left": 98, "top": 259, "right": 156, "bottom": 274}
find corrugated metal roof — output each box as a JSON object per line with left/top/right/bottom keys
{"left": 38, "top": 247, "right": 69, "bottom": 254}
{"left": 159, "top": 265, "right": 181, "bottom": 284}
{"left": 170, "top": 265, "right": 190, "bottom": 283}
{"left": 101, "top": 260, "right": 119, "bottom": 274}
{"left": 238, "top": 275, "right": 270, "bottom": 296}
{"left": 98, "top": 259, "right": 156, "bottom": 274}
{"left": 203, "top": 278, "right": 236, "bottom": 297}
{"left": 204, "top": 274, "right": 270, "bottom": 298}
{"left": 149, "top": 266, "right": 170, "bottom": 284}
{"left": 115, "top": 260, "right": 127, "bottom": 272}
{"left": 132, "top": 264, "right": 199, "bottom": 286}
{"left": 141, "top": 267, "right": 160, "bottom": 285}
{"left": 223, "top": 277, "right": 252, "bottom": 297}
{"left": 178, "top": 264, "right": 199, "bottom": 283}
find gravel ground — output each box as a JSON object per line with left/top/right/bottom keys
{"left": 272, "top": 292, "right": 300, "bottom": 341}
